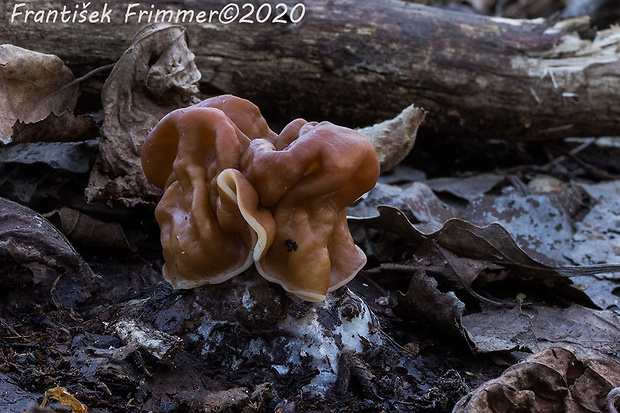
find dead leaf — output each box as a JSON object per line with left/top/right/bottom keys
{"left": 356, "top": 104, "right": 426, "bottom": 172}
{"left": 356, "top": 205, "right": 609, "bottom": 305}
{"left": 86, "top": 23, "right": 201, "bottom": 206}
{"left": 11, "top": 111, "right": 98, "bottom": 144}
{"left": 567, "top": 181, "right": 620, "bottom": 266}
{"left": 195, "top": 388, "right": 250, "bottom": 412}
{"left": 454, "top": 347, "right": 620, "bottom": 413}
{"left": 41, "top": 386, "right": 88, "bottom": 413}
{"left": 390, "top": 243, "right": 615, "bottom": 346}
{"left": 349, "top": 182, "right": 458, "bottom": 234}
{"left": 356, "top": 182, "right": 620, "bottom": 359}
{"left": 70, "top": 333, "right": 138, "bottom": 388}
{"left": 351, "top": 180, "right": 620, "bottom": 307}
{"left": 377, "top": 164, "right": 427, "bottom": 185}
{"left": 396, "top": 270, "right": 470, "bottom": 340}
{"left": 111, "top": 318, "right": 183, "bottom": 365}
{"left": 462, "top": 304, "right": 620, "bottom": 359}
{"left": 425, "top": 173, "right": 504, "bottom": 203}
{"left": 568, "top": 273, "right": 620, "bottom": 310}
{"left": 347, "top": 175, "right": 620, "bottom": 308}
{"left": 0, "top": 45, "right": 78, "bottom": 144}
{"left": 464, "top": 183, "right": 590, "bottom": 266}
{"left": 43, "top": 207, "right": 143, "bottom": 252}
{"left": 410, "top": 240, "right": 505, "bottom": 295}
{"left": 351, "top": 177, "right": 594, "bottom": 266}
{"left": 420, "top": 217, "right": 561, "bottom": 275}
{"left": 0, "top": 197, "right": 99, "bottom": 307}
{"left": 334, "top": 352, "right": 381, "bottom": 399}
{"left": 528, "top": 174, "right": 568, "bottom": 194}
{"left": 0, "top": 141, "right": 98, "bottom": 174}
{"left": 0, "top": 140, "right": 98, "bottom": 205}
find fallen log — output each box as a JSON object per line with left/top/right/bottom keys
{"left": 1, "top": 0, "right": 619, "bottom": 140}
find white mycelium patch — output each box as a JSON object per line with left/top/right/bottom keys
{"left": 193, "top": 273, "right": 382, "bottom": 396}
{"left": 279, "top": 289, "right": 382, "bottom": 393}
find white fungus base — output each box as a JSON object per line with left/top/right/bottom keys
{"left": 279, "top": 289, "right": 382, "bottom": 393}
{"left": 191, "top": 275, "right": 382, "bottom": 396}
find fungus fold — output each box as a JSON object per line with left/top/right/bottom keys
{"left": 141, "top": 95, "right": 380, "bottom": 301}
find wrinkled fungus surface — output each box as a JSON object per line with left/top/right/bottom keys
{"left": 141, "top": 95, "right": 380, "bottom": 301}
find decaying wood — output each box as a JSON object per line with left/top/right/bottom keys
{"left": 1, "top": 0, "right": 619, "bottom": 141}
{"left": 111, "top": 318, "right": 183, "bottom": 366}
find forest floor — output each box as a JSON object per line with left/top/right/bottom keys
{"left": 1, "top": 1, "right": 620, "bottom": 412}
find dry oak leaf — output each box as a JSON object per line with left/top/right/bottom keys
{"left": 454, "top": 347, "right": 620, "bottom": 413}
{"left": 0, "top": 44, "right": 78, "bottom": 144}
{"left": 43, "top": 207, "right": 143, "bottom": 252}
{"left": 356, "top": 104, "right": 426, "bottom": 172}
{"left": 0, "top": 197, "right": 99, "bottom": 307}
{"left": 86, "top": 23, "right": 201, "bottom": 206}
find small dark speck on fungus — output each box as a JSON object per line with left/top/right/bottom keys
{"left": 285, "top": 239, "right": 298, "bottom": 252}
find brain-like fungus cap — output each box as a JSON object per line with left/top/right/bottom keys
{"left": 240, "top": 120, "right": 380, "bottom": 301}
{"left": 141, "top": 95, "right": 380, "bottom": 301}
{"left": 141, "top": 104, "right": 259, "bottom": 288}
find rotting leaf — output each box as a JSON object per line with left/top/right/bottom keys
{"left": 201, "top": 388, "right": 252, "bottom": 411}
{"left": 410, "top": 240, "right": 505, "bottom": 299}
{"left": 351, "top": 178, "right": 620, "bottom": 308}
{"left": 352, "top": 178, "right": 596, "bottom": 266}
{"left": 43, "top": 207, "right": 143, "bottom": 252}
{"left": 0, "top": 372, "right": 41, "bottom": 412}
{"left": 356, "top": 104, "right": 426, "bottom": 172}
{"left": 41, "top": 386, "right": 88, "bottom": 413}
{"left": 11, "top": 111, "right": 98, "bottom": 144}
{"left": 461, "top": 305, "right": 541, "bottom": 354}
{"left": 454, "top": 347, "right": 620, "bottom": 413}
{"left": 349, "top": 182, "right": 457, "bottom": 234}
{"left": 0, "top": 45, "right": 78, "bottom": 144}
{"left": 86, "top": 23, "right": 201, "bottom": 207}
{"left": 0, "top": 197, "right": 99, "bottom": 307}
{"left": 462, "top": 304, "right": 620, "bottom": 358}
{"left": 353, "top": 205, "right": 620, "bottom": 306}
{"left": 396, "top": 270, "right": 470, "bottom": 341}
{"left": 333, "top": 351, "right": 382, "bottom": 400}
{"left": 0, "top": 140, "right": 99, "bottom": 206}
{"left": 567, "top": 181, "right": 620, "bottom": 266}
{"left": 464, "top": 183, "right": 589, "bottom": 266}
{"left": 425, "top": 173, "right": 505, "bottom": 203}
{"left": 70, "top": 333, "right": 138, "bottom": 387}
{"left": 0, "top": 141, "right": 98, "bottom": 174}
{"left": 381, "top": 241, "right": 508, "bottom": 341}
{"left": 377, "top": 164, "right": 427, "bottom": 185}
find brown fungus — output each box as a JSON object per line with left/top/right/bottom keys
{"left": 240, "top": 120, "right": 380, "bottom": 301}
{"left": 141, "top": 105, "right": 256, "bottom": 288}
{"left": 141, "top": 95, "right": 380, "bottom": 301}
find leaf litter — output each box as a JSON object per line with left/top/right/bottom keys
{"left": 349, "top": 167, "right": 620, "bottom": 411}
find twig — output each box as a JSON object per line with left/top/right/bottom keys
{"left": 34, "top": 62, "right": 117, "bottom": 109}
{"left": 607, "top": 387, "right": 620, "bottom": 413}
{"left": 55, "top": 62, "right": 117, "bottom": 94}
{"left": 567, "top": 152, "right": 620, "bottom": 180}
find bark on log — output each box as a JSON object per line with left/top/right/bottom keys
{"left": 1, "top": 0, "right": 619, "bottom": 141}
